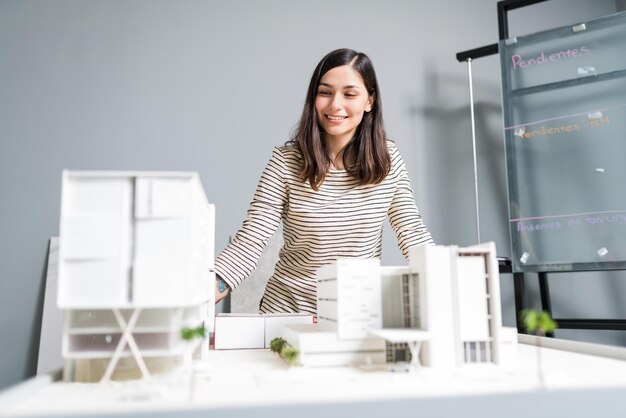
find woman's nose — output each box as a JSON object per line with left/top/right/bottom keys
{"left": 330, "top": 94, "right": 343, "bottom": 111}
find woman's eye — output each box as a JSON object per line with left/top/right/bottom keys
{"left": 318, "top": 91, "right": 331, "bottom": 96}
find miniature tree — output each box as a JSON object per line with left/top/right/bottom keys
{"left": 180, "top": 326, "right": 207, "bottom": 401}
{"left": 520, "top": 309, "right": 557, "bottom": 387}
{"left": 181, "top": 326, "right": 207, "bottom": 342}
{"left": 269, "top": 337, "right": 299, "bottom": 366}
{"left": 269, "top": 337, "right": 287, "bottom": 354}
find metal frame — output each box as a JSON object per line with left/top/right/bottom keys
{"left": 456, "top": 0, "right": 549, "bottom": 62}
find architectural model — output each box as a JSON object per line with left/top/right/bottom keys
{"left": 57, "top": 171, "right": 215, "bottom": 382}
{"left": 283, "top": 242, "right": 518, "bottom": 371}
{"left": 213, "top": 313, "right": 314, "bottom": 350}
{"left": 410, "top": 242, "right": 507, "bottom": 370}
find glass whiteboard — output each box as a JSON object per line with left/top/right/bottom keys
{"left": 500, "top": 11, "right": 626, "bottom": 272}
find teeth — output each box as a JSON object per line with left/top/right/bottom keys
{"left": 327, "top": 115, "right": 346, "bottom": 120}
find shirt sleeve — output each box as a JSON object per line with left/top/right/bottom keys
{"left": 214, "top": 147, "right": 287, "bottom": 290}
{"left": 387, "top": 144, "right": 434, "bottom": 257}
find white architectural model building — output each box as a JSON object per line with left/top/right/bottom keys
{"left": 410, "top": 242, "right": 506, "bottom": 370}
{"left": 57, "top": 171, "right": 215, "bottom": 382}
{"left": 283, "top": 242, "right": 518, "bottom": 371}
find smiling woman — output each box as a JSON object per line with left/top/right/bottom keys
{"left": 213, "top": 48, "right": 433, "bottom": 314}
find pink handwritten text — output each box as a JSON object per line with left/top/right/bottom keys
{"left": 511, "top": 46, "right": 590, "bottom": 70}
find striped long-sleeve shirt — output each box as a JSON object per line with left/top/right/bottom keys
{"left": 215, "top": 141, "right": 433, "bottom": 314}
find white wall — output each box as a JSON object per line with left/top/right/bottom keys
{"left": 1, "top": 0, "right": 624, "bottom": 390}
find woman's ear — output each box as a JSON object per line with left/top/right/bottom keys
{"left": 365, "top": 94, "right": 375, "bottom": 112}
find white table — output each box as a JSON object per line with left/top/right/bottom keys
{"left": 2, "top": 335, "right": 626, "bottom": 418}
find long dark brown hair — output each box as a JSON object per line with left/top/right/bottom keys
{"left": 289, "top": 48, "right": 391, "bottom": 191}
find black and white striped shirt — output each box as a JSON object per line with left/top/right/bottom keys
{"left": 215, "top": 141, "right": 433, "bottom": 314}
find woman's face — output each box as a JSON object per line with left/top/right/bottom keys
{"left": 315, "top": 65, "right": 374, "bottom": 145}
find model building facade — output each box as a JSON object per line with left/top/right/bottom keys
{"left": 57, "top": 171, "right": 215, "bottom": 382}
{"left": 410, "top": 242, "right": 504, "bottom": 370}
{"left": 316, "top": 258, "right": 382, "bottom": 339}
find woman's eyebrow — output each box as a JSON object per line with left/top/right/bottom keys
{"left": 318, "top": 82, "right": 362, "bottom": 89}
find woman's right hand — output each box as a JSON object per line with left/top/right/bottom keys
{"left": 215, "top": 277, "right": 230, "bottom": 304}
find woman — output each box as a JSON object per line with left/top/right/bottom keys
{"left": 214, "top": 48, "right": 433, "bottom": 314}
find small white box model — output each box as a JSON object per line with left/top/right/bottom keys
{"left": 281, "top": 324, "right": 386, "bottom": 367}
{"left": 214, "top": 314, "right": 265, "bottom": 350}
{"left": 316, "top": 259, "right": 382, "bottom": 339}
{"left": 213, "top": 313, "right": 314, "bottom": 350}
{"left": 57, "top": 171, "right": 215, "bottom": 382}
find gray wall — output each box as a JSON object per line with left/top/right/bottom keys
{"left": 1, "top": 0, "right": 624, "bottom": 391}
